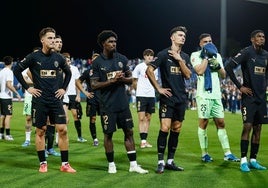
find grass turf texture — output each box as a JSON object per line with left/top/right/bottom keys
{"left": 1, "top": 102, "right": 268, "bottom": 188}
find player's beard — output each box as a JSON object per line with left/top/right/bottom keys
{"left": 111, "top": 47, "right": 116, "bottom": 53}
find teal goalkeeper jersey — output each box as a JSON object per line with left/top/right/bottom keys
{"left": 190, "top": 50, "right": 224, "bottom": 99}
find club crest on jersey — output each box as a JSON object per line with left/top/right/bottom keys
{"left": 89, "top": 69, "right": 93, "bottom": 76}
{"left": 118, "top": 61, "right": 123, "bottom": 68}
{"left": 54, "top": 61, "right": 59, "bottom": 68}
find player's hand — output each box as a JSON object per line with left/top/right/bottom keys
{"left": 158, "top": 88, "right": 172, "bottom": 98}
{"left": 85, "top": 91, "right": 94, "bottom": 99}
{"left": 27, "top": 87, "right": 42, "bottom": 98}
{"left": 208, "top": 57, "right": 221, "bottom": 71}
{"left": 110, "top": 71, "right": 124, "bottom": 83}
{"left": 75, "top": 95, "right": 81, "bottom": 102}
{"left": 114, "top": 71, "right": 124, "bottom": 81}
{"left": 168, "top": 50, "right": 183, "bottom": 62}
{"left": 17, "top": 94, "right": 22, "bottom": 101}
{"left": 240, "top": 86, "right": 253, "bottom": 96}
{"left": 55, "top": 88, "right": 65, "bottom": 99}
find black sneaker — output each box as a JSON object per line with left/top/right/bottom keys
{"left": 156, "top": 163, "right": 165, "bottom": 174}
{"left": 165, "top": 162, "right": 184, "bottom": 171}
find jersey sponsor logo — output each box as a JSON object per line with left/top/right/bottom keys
{"left": 40, "top": 70, "right": 57, "bottom": 78}
{"left": 254, "top": 66, "right": 265, "bottom": 75}
{"left": 170, "top": 66, "right": 181, "bottom": 75}
{"left": 106, "top": 71, "right": 122, "bottom": 80}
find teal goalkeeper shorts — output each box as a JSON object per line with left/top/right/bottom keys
{"left": 196, "top": 97, "right": 224, "bottom": 119}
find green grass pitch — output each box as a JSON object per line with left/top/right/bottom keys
{"left": 1, "top": 102, "right": 268, "bottom": 188}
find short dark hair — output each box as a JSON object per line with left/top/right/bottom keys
{"left": 251, "top": 30, "right": 264, "bottom": 38}
{"left": 3, "top": 56, "right": 13, "bottom": 65}
{"left": 170, "top": 26, "right": 187, "bottom": 36}
{"left": 62, "top": 52, "right": 70, "bottom": 59}
{"left": 39, "top": 27, "right": 56, "bottom": 39}
{"left": 199, "top": 33, "right": 211, "bottom": 41}
{"left": 143, "top": 49, "right": 154, "bottom": 56}
{"left": 55, "top": 35, "right": 62, "bottom": 39}
{"left": 97, "top": 30, "right": 118, "bottom": 48}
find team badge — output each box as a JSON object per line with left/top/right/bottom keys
{"left": 118, "top": 61, "right": 123, "bottom": 68}
{"left": 54, "top": 61, "right": 59, "bottom": 68}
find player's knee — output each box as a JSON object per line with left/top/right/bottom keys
{"left": 57, "top": 126, "right": 67, "bottom": 136}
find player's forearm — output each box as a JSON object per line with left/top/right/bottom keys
{"left": 225, "top": 60, "right": 242, "bottom": 89}
{"left": 7, "top": 85, "right": 20, "bottom": 97}
{"left": 14, "top": 66, "right": 29, "bottom": 90}
{"left": 75, "top": 79, "right": 87, "bottom": 96}
{"left": 179, "top": 61, "right": 191, "bottom": 79}
{"left": 146, "top": 68, "right": 161, "bottom": 91}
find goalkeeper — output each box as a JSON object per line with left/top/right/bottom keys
{"left": 190, "top": 33, "right": 239, "bottom": 163}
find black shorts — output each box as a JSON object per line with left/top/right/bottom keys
{"left": 86, "top": 101, "right": 100, "bottom": 117}
{"left": 159, "top": 102, "right": 186, "bottom": 122}
{"left": 100, "top": 108, "right": 134, "bottom": 134}
{"left": 0, "top": 99, "right": 12, "bottom": 115}
{"left": 32, "top": 100, "right": 66, "bottom": 128}
{"left": 136, "top": 97, "right": 155, "bottom": 114}
{"left": 68, "top": 95, "right": 78, "bottom": 110}
{"left": 241, "top": 97, "right": 267, "bottom": 124}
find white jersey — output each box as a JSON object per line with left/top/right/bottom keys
{"left": 132, "top": 62, "right": 158, "bottom": 97}
{"left": 66, "top": 64, "right": 80, "bottom": 95}
{"left": 63, "top": 93, "right": 69, "bottom": 103}
{"left": 22, "top": 68, "right": 32, "bottom": 97}
{"left": 0, "top": 67, "right": 14, "bottom": 99}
